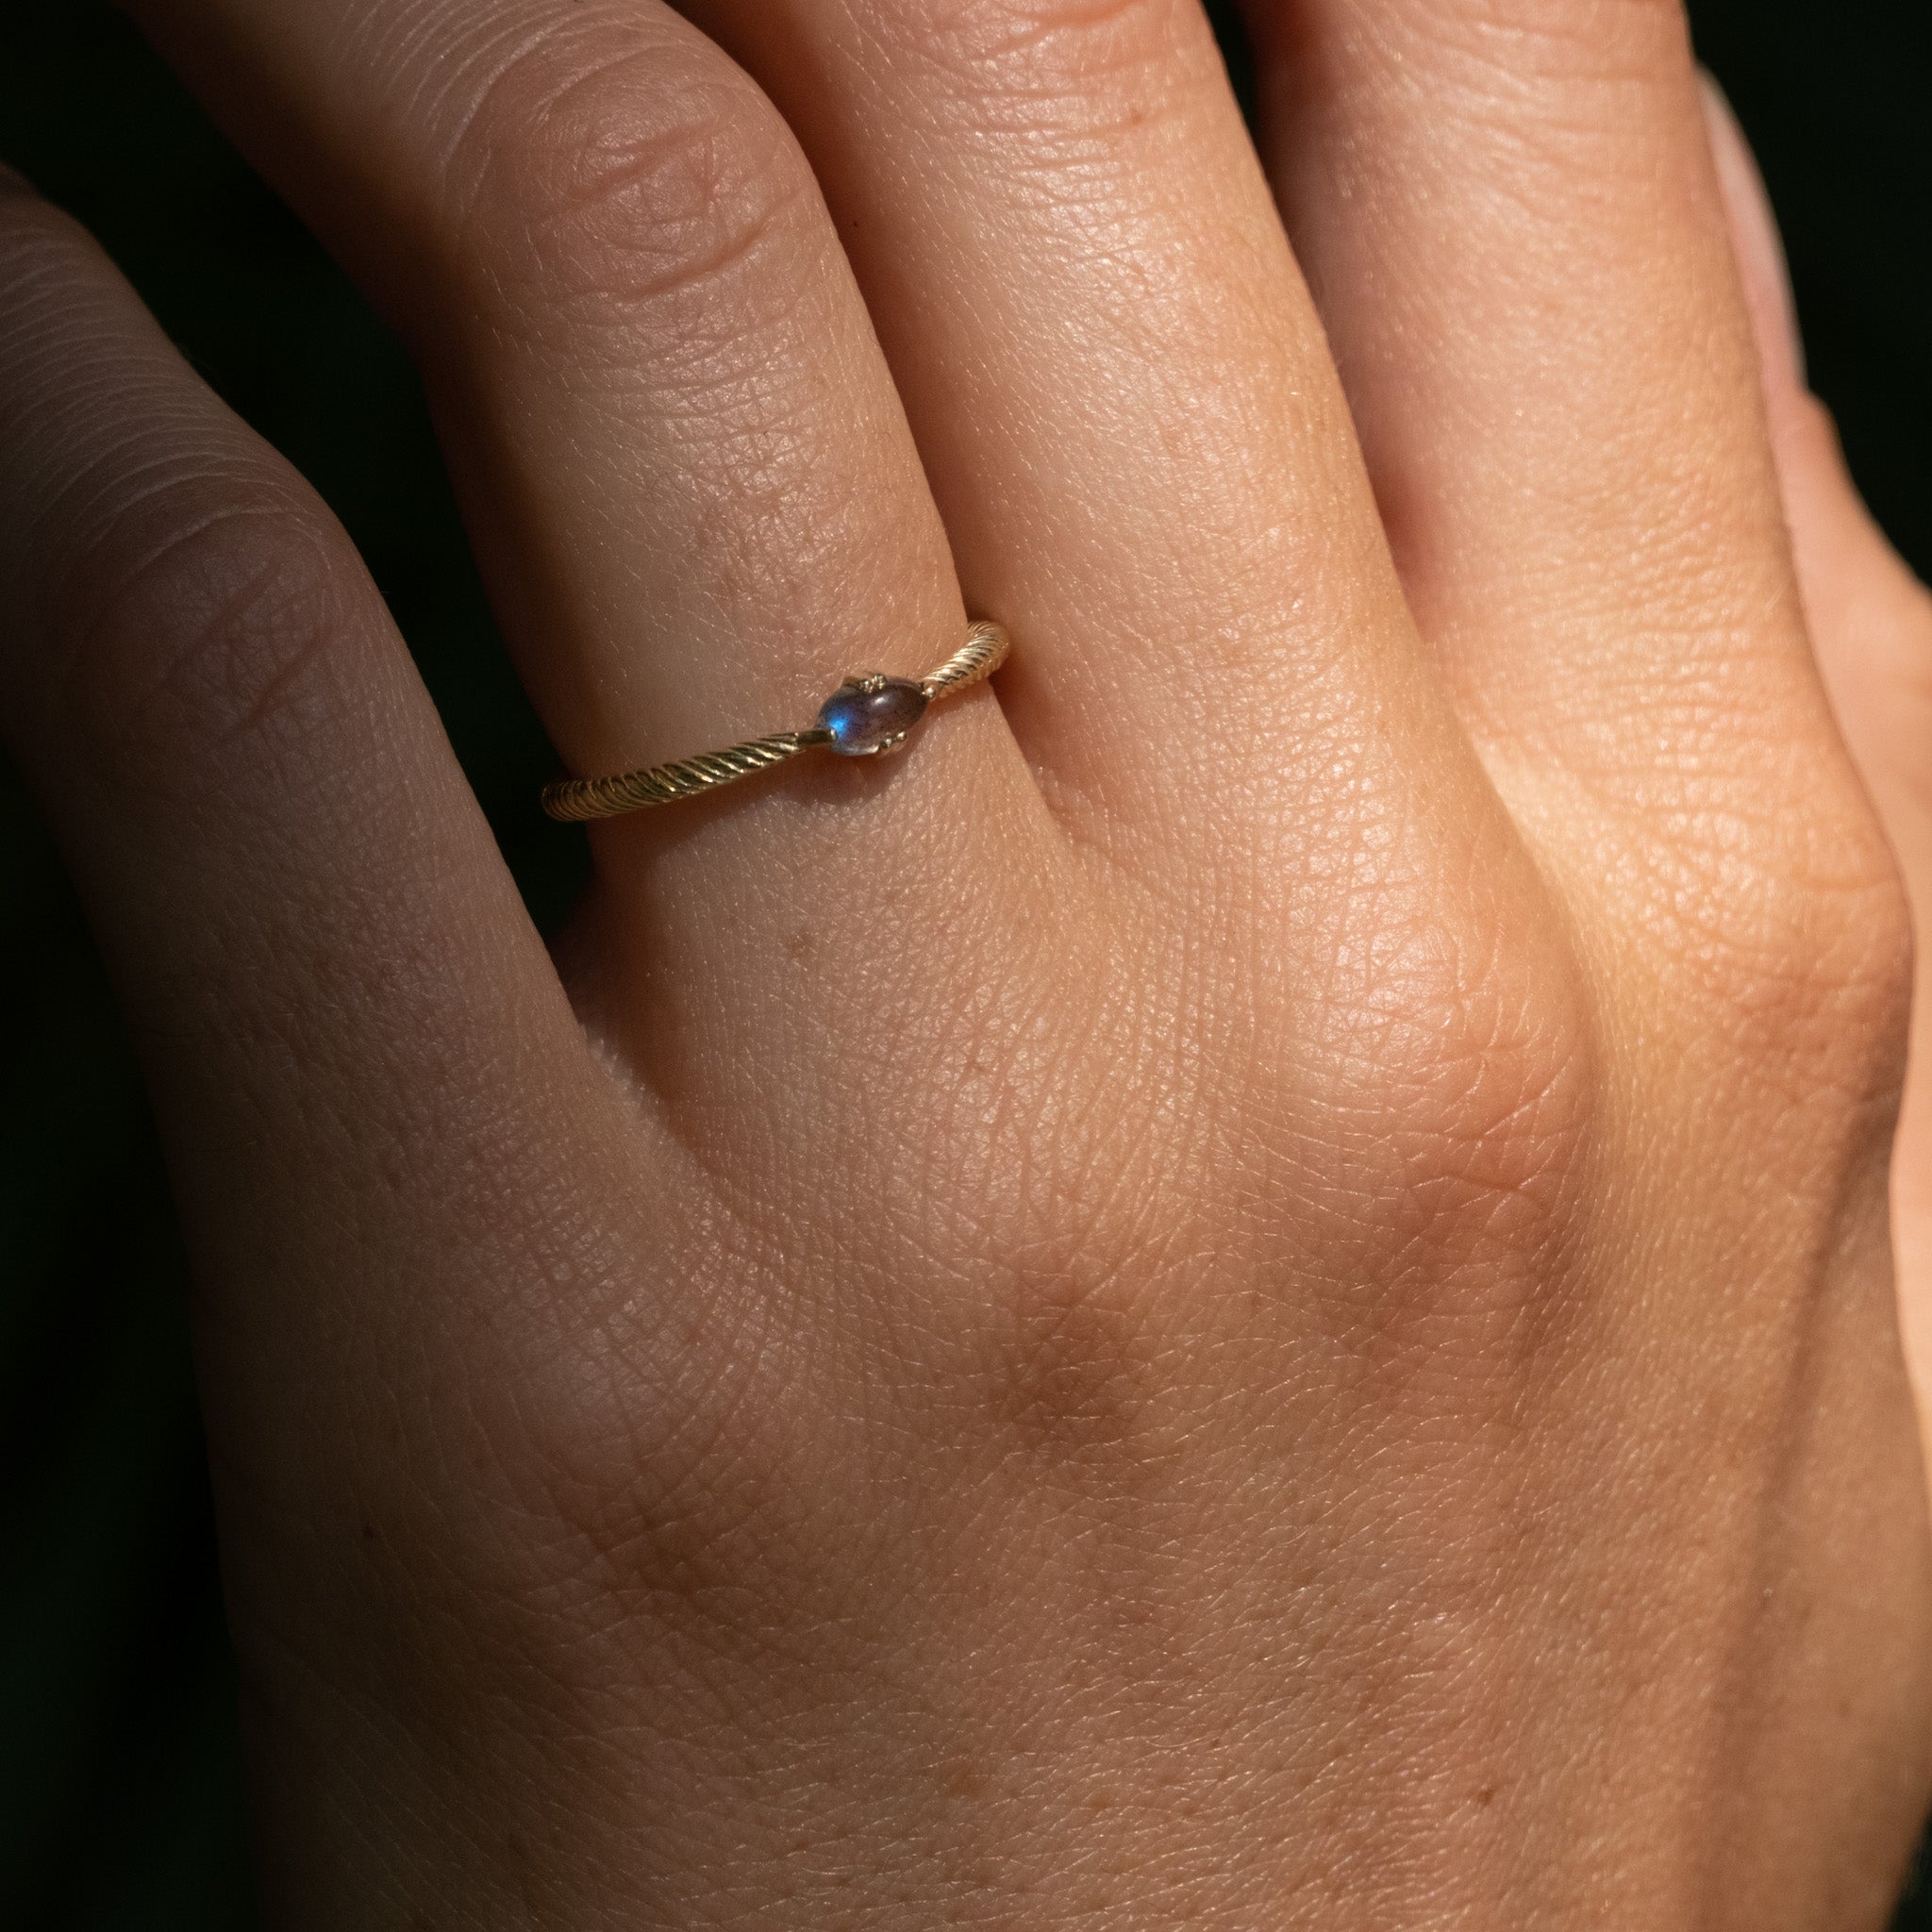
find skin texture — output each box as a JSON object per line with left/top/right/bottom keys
{"left": 1703, "top": 86, "right": 1932, "bottom": 1437}
{"left": 2, "top": 0, "right": 1932, "bottom": 1924}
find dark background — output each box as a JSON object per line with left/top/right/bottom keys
{"left": 1, "top": 0, "right": 1926, "bottom": 1923}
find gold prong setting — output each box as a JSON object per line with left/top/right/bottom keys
{"left": 815, "top": 673, "right": 931, "bottom": 758}
{"left": 540, "top": 622, "right": 1010, "bottom": 821}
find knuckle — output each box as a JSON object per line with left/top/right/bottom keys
{"left": 443, "top": 27, "right": 811, "bottom": 325}
{"left": 895, "top": 0, "right": 1171, "bottom": 58}
{"left": 0, "top": 188, "right": 100, "bottom": 325}
{"left": 878, "top": 0, "right": 1218, "bottom": 125}
{"left": 41, "top": 461, "right": 361, "bottom": 793}
{"left": 1394, "top": 0, "right": 1688, "bottom": 77}
{"left": 1682, "top": 786, "right": 1913, "bottom": 1080}
{"left": 1348, "top": 0, "right": 1693, "bottom": 164}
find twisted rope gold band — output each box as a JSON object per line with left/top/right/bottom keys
{"left": 541, "top": 622, "right": 1010, "bottom": 823}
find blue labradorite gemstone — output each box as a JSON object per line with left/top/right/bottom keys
{"left": 817, "top": 676, "right": 930, "bottom": 756}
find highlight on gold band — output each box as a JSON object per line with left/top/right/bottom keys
{"left": 541, "top": 622, "right": 1010, "bottom": 824}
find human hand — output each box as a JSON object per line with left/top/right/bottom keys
{"left": 3, "top": 0, "right": 1930, "bottom": 1924}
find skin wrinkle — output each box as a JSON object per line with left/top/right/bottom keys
{"left": 447, "top": 54, "right": 814, "bottom": 320}
{"left": 842, "top": 0, "right": 1216, "bottom": 120}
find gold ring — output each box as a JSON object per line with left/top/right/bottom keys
{"left": 541, "top": 622, "right": 1010, "bottom": 823}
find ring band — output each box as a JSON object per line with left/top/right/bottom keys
{"left": 541, "top": 622, "right": 1010, "bottom": 823}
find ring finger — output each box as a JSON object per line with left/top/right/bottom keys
{"left": 672, "top": 0, "right": 1488, "bottom": 876}
{"left": 129, "top": 0, "right": 1069, "bottom": 1095}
